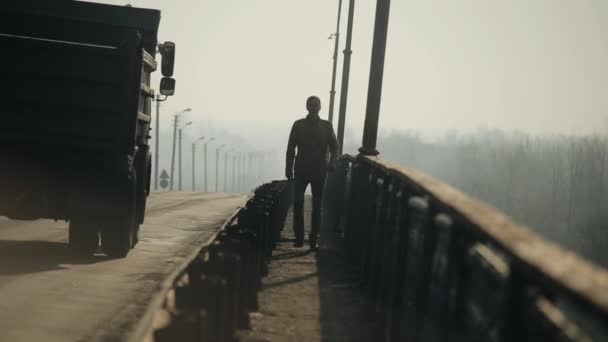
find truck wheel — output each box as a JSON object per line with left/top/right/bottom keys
{"left": 101, "top": 173, "right": 137, "bottom": 258}
{"left": 100, "top": 214, "right": 134, "bottom": 258}
{"left": 134, "top": 156, "right": 151, "bottom": 246}
{"left": 69, "top": 218, "right": 99, "bottom": 256}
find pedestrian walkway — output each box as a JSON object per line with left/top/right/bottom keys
{"left": 238, "top": 198, "right": 377, "bottom": 342}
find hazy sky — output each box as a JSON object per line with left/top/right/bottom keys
{"left": 96, "top": 0, "right": 607, "bottom": 139}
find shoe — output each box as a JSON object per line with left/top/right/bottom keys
{"left": 293, "top": 240, "right": 304, "bottom": 248}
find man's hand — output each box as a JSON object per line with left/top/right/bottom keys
{"left": 286, "top": 168, "right": 294, "bottom": 180}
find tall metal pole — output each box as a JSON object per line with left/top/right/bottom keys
{"left": 231, "top": 154, "right": 236, "bottom": 192}
{"left": 204, "top": 138, "right": 216, "bottom": 192}
{"left": 337, "top": 0, "right": 355, "bottom": 154}
{"left": 328, "top": 0, "right": 343, "bottom": 124}
{"left": 216, "top": 148, "right": 220, "bottom": 192}
{"left": 215, "top": 144, "right": 226, "bottom": 192}
{"left": 241, "top": 153, "right": 246, "bottom": 192}
{"left": 177, "top": 121, "right": 192, "bottom": 191}
{"left": 178, "top": 128, "right": 183, "bottom": 191}
{"left": 245, "top": 153, "right": 249, "bottom": 190}
{"left": 204, "top": 143, "right": 208, "bottom": 192}
{"left": 168, "top": 108, "right": 191, "bottom": 191}
{"left": 237, "top": 152, "right": 242, "bottom": 193}
{"left": 155, "top": 98, "right": 159, "bottom": 191}
{"left": 154, "top": 95, "right": 166, "bottom": 191}
{"left": 192, "top": 142, "right": 196, "bottom": 191}
{"left": 223, "top": 150, "right": 229, "bottom": 192}
{"left": 360, "top": 0, "right": 391, "bottom": 156}
{"left": 169, "top": 115, "right": 178, "bottom": 191}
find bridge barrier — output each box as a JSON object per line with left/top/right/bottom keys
{"left": 325, "top": 154, "right": 607, "bottom": 342}
{"left": 139, "top": 180, "right": 291, "bottom": 342}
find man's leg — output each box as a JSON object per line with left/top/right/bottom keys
{"left": 308, "top": 176, "right": 326, "bottom": 249}
{"left": 292, "top": 177, "right": 308, "bottom": 246}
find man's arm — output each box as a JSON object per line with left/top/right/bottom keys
{"left": 285, "top": 122, "right": 297, "bottom": 179}
{"left": 327, "top": 123, "right": 339, "bottom": 171}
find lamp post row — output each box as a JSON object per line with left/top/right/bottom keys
{"left": 154, "top": 105, "right": 259, "bottom": 194}
{"left": 163, "top": 123, "right": 263, "bottom": 194}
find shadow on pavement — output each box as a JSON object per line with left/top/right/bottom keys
{"left": 272, "top": 249, "right": 314, "bottom": 260}
{"left": 0, "top": 240, "right": 106, "bottom": 275}
{"left": 263, "top": 271, "right": 320, "bottom": 290}
{"left": 316, "top": 207, "right": 379, "bottom": 342}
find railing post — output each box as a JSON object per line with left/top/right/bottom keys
{"left": 422, "top": 213, "right": 454, "bottom": 342}
{"left": 344, "top": 160, "right": 358, "bottom": 255}
{"left": 383, "top": 183, "right": 409, "bottom": 342}
{"left": 399, "top": 196, "right": 430, "bottom": 341}
{"left": 461, "top": 244, "right": 510, "bottom": 342}
{"left": 374, "top": 177, "right": 399, "bottom": 340}
{"left": 359, "top": 168, "right": 379, "bottom": 288}
{"left": 368, "top": 176, "right": 389, "bottom": 297}
{"left": 346, "top": 161, "right": 368, "bottom": 265}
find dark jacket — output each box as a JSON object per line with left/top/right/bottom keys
{"left": 286, "top": 114, "right": 339, "bottom": 179}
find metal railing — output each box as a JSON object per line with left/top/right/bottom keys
{"left": 325, "top": 154, "right": 607, "bottom": 342}
{"left": 134, "top": 181, "right": 292, "bottom": 342}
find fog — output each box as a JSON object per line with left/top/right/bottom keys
{"left": 87, "top": 1, "right": 608, "bottom": 264}
{"left": 95, "top": 0, "right": 607, "bottom": 135}
{"left": 372, "top": 129, "right": 608, "bottom": 268}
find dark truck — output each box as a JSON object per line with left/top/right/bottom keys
{"left": 0, "top": 1, "right": 176, "bottom": 257}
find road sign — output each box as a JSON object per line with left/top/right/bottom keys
{"left": 160, "top": 179, "right": 169, "bottom": 189}
{"left": 160, "top": 169, "right": 169, "bottom": 190}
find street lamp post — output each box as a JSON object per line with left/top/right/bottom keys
{"left": 337, "top": 0, "right": 356, "bottom": 154}
{"left": 203, "top": 137, "right": 215, "bottom": 192}
{"left": 215, "top": 144, "right": 226, "bottom": 192}
{"left": 360, "top": 0, "right": 392, "bottom": 156}
{"left": 248, "top": 152, "right": 253, "bottom": 189}
{"left": 178, "top": 121, "right": 192, "bottom": 191}
{"left": 328, "top": 0, "right": 343, "bottom": 124}
{"left": 241, "top": 153, "right": 247, "bottom": 192}
{"left": 192, "top": 136, "right": 205, "bottom": 191}
{"left": 169, "top": 108, "right": 192, "bottom": 191}
{"left": 153, "top": 94, "right": 167, "bottom": 191}
{"left": 231, "top": 153, "right": 237, "bottom": 192}
{"left": 237, "top": 152, "right": 242, "bottom": 193}
{"left": 224, "top": 149, "right": 233, "bottom": 192}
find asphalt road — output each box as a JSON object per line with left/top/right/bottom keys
{"left": 0, "top": 192, "right": 246, "bottom": 342}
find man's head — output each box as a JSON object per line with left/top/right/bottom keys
{"left": 306, "top": 96, "right": 321, "bottom": 116}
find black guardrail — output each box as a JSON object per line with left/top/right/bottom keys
{"left": 325, "top": 154, "right": 606, "bottom": 342}
{"left": 146, "top": 180, "right": 292, "bottom": 342}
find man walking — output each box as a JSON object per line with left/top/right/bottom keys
{"left": 286, "top": 96, "right": 339, "bottom": 250}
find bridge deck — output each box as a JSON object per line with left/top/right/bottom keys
{"left": 0, "top": 192, "right": 245, "bottom": 342}
{"left": 239, "top": 198, "right": 376, "bottom": 342}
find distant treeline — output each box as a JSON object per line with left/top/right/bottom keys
{"left": 368, "top": 129, "right": 608, "bottom": 268}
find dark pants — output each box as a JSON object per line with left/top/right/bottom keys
{"left": 293, "top": 175, "right": 326, "bottom": 244}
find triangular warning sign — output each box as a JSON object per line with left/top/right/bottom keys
{"left": 160, "top": 169, "right": 169, "bottom": 179}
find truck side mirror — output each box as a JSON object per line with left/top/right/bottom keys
{"left": 159, "top": 77, "right": 176, "bottom": 96}
{"left": 159, "top": 41, "right": 175, "bottom": 77}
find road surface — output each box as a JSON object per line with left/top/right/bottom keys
{"left": 0, "top": 192, "right": 245, "bottom": 342}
